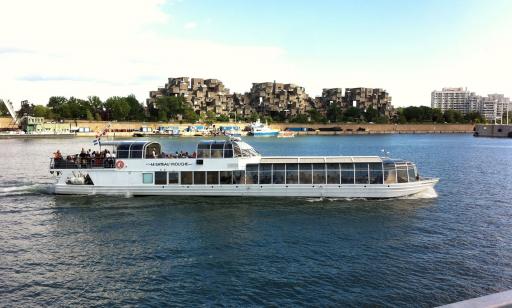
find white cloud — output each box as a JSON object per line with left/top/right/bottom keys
{"left": 0, "top": 0, "right": 293, "bottom": 108}
{"left": 1, "top": 0, "right": 510, "bottom": 109}
{"left": 184, "top": 21, "right": 198, "bottom": 30}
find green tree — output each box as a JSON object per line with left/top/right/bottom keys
{"left": 249, "top": 112, "right": 259, "bottom": 122}
{"left": 464, "top": 111, "right": 484, "bottom": 123}
{"left": 0, "top": 100, "right": 9, "bottom": 116}
{"left": 402, "top": 106, "right": 423, "bottom": 122}
{"left": 206, "top": 111, "right": 216, "bottom": 120}
{"left": 216, "top": 114, "right": 230, "bottom": 122}
{"left": 87, "top": 96, "right": 104, "bottom": 119}
{"left": 364, "top": 106, "right": 379, "bottom": 122}
{"left": 443, "top": 109, "right": 463, "bottom": 123}
{"left": 48, "top": 96, "right": 69, "bottom": 119}
{"left": 290, "top": 114, "right": 309, "bottom": 123}
{"left": 105, "top": 96, "right": 130, "bottom": 121}
{"left": 125, "top": 95, "right": 144, "bottom": 121}
{"left": 308, "top": 109, "right": 326, "bottom": 123}
{"left": 419, "top": 106, "right": 433, "bottom": 122}
{"left": 432, "top": 108, "right": 444, "bottom": 123}
{"left": 33, "top": 105, "right": 50, "bottom": 118}
{"left": 326, "top": 103, "right": 343, "bottom": 123}
{"left": 182, "top": 109, "right": 199, "bottom": 123}
{"left": 151, "top": 96, "right": 197, "bottom": 122}
{"left": 344, "top": 107, "right": 362, "bottom": 122}
{"left": 375, "top": 115, "right": 389, "bottom": 124}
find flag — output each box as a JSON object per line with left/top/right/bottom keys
{"left": 93, "top": 123, "right": 111, "bottom": 145}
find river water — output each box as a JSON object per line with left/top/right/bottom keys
{"left": 1, "top": 134, "right": 511, "bottom": 306}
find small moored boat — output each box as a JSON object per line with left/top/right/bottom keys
{"left": 248, "top": 119, "right": 279, "bottom": 137}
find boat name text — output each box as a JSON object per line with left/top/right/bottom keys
{"left": 146, "top": 162, "right": 192, "bottom": 167}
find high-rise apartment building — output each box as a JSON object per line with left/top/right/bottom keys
{"left": 431, "top": 87, "right": 477, "bottom": 115}
{"left": 431, "top": 87, "right": 511, "bottom": 123}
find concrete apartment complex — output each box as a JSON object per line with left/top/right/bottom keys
{"left": 247, "top": 82, "right": 311, "bottom": 118}
{"left": 148, "top": 77, "right": 394, "bottom": 120}
{"left": 344, "top": 87, "right": 394, "bottom": 118}
{"left": 431, "top": 87, "right": 511, "bottom": 123}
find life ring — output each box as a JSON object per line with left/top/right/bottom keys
{"left": 115, "top": 160, "right": 125, "bottom": 169}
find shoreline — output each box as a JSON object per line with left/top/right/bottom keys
{"left": 0, "top": 117, "right": 475, "bottom": 138}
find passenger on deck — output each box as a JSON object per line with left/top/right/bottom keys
{"left": 53, "top": 150, "right": 63, "bottom": 160}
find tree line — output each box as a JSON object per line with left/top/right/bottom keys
{"left": 2, "top": 97, "right": 488, "bottom": 124}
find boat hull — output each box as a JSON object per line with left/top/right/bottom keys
{"left": 53, "top": 178, "right": 438, "bottom": 199}
{"left": 249, "top": 131, "right": 279, "bottom": 137}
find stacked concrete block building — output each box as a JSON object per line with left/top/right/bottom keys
{"left": 318, "top": 88, "right": 346, "bottom": 114}
{"left": 148, "top": 77, "right": 395, "bottom": 121}
{"left": 343, "top": 87, "right": 394, "bottom": 118}
{"left": 147, "top": 77, "right": 234, "bottom": 116}
{"left": 247, "top": 82, "right": 312, "bottom": 118}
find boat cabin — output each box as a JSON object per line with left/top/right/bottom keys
{"left": 196, "top": 140, "right": 260, "bottom": 159}
{"left": 114, "top": 141, "right": 161, "bottom": 159}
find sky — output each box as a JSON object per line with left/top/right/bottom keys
{"left": 1, "top": 0, "right": 511, "bottom": 108}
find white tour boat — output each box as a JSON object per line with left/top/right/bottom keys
{"left": 49, "top": 138, "right": 438, "bottom": 198}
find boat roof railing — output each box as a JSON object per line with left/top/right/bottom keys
{"left": 259, "top": 156, "right": 415, "bottom": 165}
{"left": 99, "top": 140, "right": 150, "bottom": 146}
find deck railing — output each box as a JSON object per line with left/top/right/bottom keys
{"left": 50, "top": 158, "right": 116, "bottom": 169}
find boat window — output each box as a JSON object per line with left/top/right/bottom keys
{"left": 207, "top": 171, "right": 219, "bottom": 185}
{"left": 313, "top": 163, "right": 326, "bottom": 184}
{"left": 211, "top": 143, "right": 224, "bottom": 158}
{"left": 117, "top": 144, "right": 130, "bottom": 159}
{"left": 168, "top": 172, "right": 179, "bottom": 184}
{"left": 130, "top": 143, "right": 144, "bottom": 159}
{"left": 145, "top": 143, "right": 161, "bottom": 159}
{"left": 181, "top": 171, "right": 193, "bottom": 185}
{"left": 194, "top": 171, "right": 206, "bottom": 185}
{"left": 286, "top": 163, "right": 298, "bottom": 184}
{"left": 396, "top": 164, "right": 408, "bottom": 183}
{"left": 142, "top": 173, "right": 153, "bottom": 184}
{"left": 245, "top": 164, "right": 258, "bottom": 184}
{"left": 384, "top": 163, "right": 397, "bottom": 184}
{"left": 233, "top": 170, "right": 245, "bottom": 184}
{"left": 341, "top": 163, "right": 355, "bottom": 184}
{"left": 259, "top": 164, "right": 272, "bottom": 184}
{"left": 355, "top": 163, "right": 369, "bottom": 184}
{"left": 327, "top": 163, "right": 340, "bottom": 184}
{"left": 272, "top": 164, "right": 285, "bottom": 184}
{"left": 407, "top": 164, "right": 417, "bottom": 182}
{"left": 155, "top": 171, "right": 167, "bottom": 185}
{"left": 369, "top": 163, "right": 383, "bottom": 184}
{"left": 299, "top": 163, "right": 312, "bottom": 184}
{"left": 224, "top": 147, "right": 233, "bottom": 158}
{"left": 220, "top": 171, "right": 232, "bottom": 184}
{"left": 197, "top": 143, "right": 210, "bottom": 158}
{"left": 233, "top": 144, "right": 242, "bottom": 157}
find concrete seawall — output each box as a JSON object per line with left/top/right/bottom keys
{"left": 474, "top": 124, "right": 512, "bottom": 138}
{"left": 0, "top": 117, "right": 475, "bottom": 136}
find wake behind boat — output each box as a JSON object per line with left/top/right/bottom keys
{"left": 49, "top": 138, "right": 438, "bottom": 198}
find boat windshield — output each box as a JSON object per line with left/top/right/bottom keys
{"left": 196, "top": 140, "right": 259, "bottom": 158}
